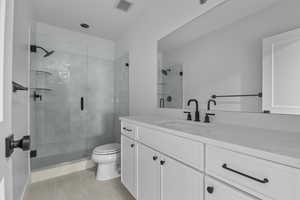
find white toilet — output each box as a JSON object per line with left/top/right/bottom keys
{"left": 92, "top": 143, "right": 121, "bottom": 181}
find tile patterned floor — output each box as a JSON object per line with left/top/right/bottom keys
{"left": 24, "top": 169, "right": 135, "bottom": 200}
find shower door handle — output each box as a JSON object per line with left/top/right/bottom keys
{"left": 81, "top": 97, "right": 84, "bottom": 111}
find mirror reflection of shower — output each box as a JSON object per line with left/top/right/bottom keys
{"left": 30, "top": 45, "right": 55, "bottom": 57}
{"left": 157, "top": 64, "right": 183, "bottom": 109}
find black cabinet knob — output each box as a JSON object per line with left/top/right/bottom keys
{"left": 153, "top": 156, "right": 158, "bottom": 161}
{"left": 160, "top": 160, "right": 166, "bottom": 165}
{"left": 206, "top": 186, "right": 214, "bottom": 194}
{"left": 130, "top": 144, "right": 135, "bottom": 148}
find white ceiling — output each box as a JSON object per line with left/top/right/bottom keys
{"left": 32, "top": 0, "right": 150, "bottom": 41}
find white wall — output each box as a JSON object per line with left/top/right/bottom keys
{"left": 116, "top": 0, "right": 231, "bottom": 115}
{"left": 12, "top": 0, "right": 33, "bottom": 199}
{"left": 116, "top": 0, "right": 300, "bottom": 132}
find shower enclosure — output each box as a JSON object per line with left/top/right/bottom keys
{"left": 30, "top": 23, "right": 129, "bottom": 170}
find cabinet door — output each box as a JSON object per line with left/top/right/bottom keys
{"left": 161, "top": 155, "right": 204, "bottom": 200}
{"left": 205, "top": 177, "right": 259, "bottom": 200}
{"left": 121, "top": 135, "right": 136, "bottom": 197}
{"left": 138, "top": 144, "right": 160, "bottom": 200}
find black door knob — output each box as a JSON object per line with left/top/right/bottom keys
{"left": 153, "top": 156, "right": 158, "bottom": 161}
{"left": 160, "top": 160, "right": 166, "bottom": 165}
{"left": 206, "top": 186, "right": 214, "bottom": 194}
{"left": 18, "top": 135, "right": 31, "bottom": 151}
{"left": 6, "top": 135, "right": 31, "bottom": 157}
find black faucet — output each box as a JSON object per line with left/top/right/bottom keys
{"left": 187, "top": 99, "right": 200, "bottom": 122}
{"left": 184, "top": 111, "right": 192, "bottom": 121}
{"left": 207, "top": 99, "right": 216, "bottom": 111}
{"left": 204, "top": 99, "right": 217, "bottom": 123}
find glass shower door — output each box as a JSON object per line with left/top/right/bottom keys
{"left": 30, "top": 38, "right": 89, "bottom": 169}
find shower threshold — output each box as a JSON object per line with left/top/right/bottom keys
{"left": 30, "top": 150, "right": 93, "bottom": 171}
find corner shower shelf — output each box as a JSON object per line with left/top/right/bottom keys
{"left": 31, "top": 87, "right": 52, "bottom": 91}
{"left": 31, "top": 69, "right": 53, "bottom": 75}
{"left": 13, "top": 81, "right": 28, "bottom": 92}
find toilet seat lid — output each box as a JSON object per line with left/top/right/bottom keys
{"left": 93, "top": 143, "right": 120, "bottom": 155}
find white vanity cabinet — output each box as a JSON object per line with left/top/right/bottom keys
{"left": 137, "top": 143, "right": 204, "bottom": 200}
{"left": 120, "top": 118, "right": 300, "bottom": 200}
{"left": 121, "top": 135, "right": 137, "bottom": 198}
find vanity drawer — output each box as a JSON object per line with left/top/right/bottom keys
{"left": 205, "top": 176, "right": 259, "bottom": 200}
{"left": 138, "top": 127, "right": 204, "bottom": 170}
{"left": 121, "top": 122, "right": 137, "bottom": 139}
{"left": 206, "top": 145, "right": 300, "bottom": 200}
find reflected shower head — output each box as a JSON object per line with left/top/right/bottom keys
{"left": 161, "top": 69, "right": 171, "bottom": 76}
{"left": 30, "top": 45, "right": 55, "bottom": 57}
{"left": 43, "top": 50, "right": 54, "bottom": 57}
{"left": 161, "top": 69, "right": 168, "bottom": 76}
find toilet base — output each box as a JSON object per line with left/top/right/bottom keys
{"left": 96, "top": 162, "right": 120, "bottom": 181}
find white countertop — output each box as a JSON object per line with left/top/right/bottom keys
{"left": 120, "top": 116, "right": 300, "bottom": 169}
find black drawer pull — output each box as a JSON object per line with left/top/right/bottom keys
{"left": 153, "top": 156, "right": 158, "bottom": 161}
{"left": 222, "top": 164, "right": 269, "bottom": 184}
{"left": 122, "top": 127, "right": 132, "bottom": 132}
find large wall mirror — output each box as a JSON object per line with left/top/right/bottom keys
{"left": 157, "top": 0, "right": 300, "bottom": 115}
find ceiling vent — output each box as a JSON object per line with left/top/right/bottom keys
{"left": 200, "top": 0, "right": 208, "bottom": 4}
{"left": 116, "top": 0, "right": 133, "bottom": 12}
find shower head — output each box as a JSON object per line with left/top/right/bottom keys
{"left": 161, "top": 68, "right": 171, "bottom": 76}
{"left": 161, "top": 69, "right": 168, "bottom": 76}
{"left": 43, "top": 50, "right": 55, "bottom": 57}
{"left": 30, "top": 45, "right": 55, "bottom": 58}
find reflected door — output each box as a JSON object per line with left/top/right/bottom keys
{"left": 263, "top": 28, "right": 300, "bottom": 115}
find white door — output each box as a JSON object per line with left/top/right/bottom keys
{"left": 263, "top": 28, "right": 300, "bottom": 115}
{"left": 121, "top": 135, "right": 136, "bottom": 196}
{"left": 138, "top": 144, "right": 160, "bottom": 200}
{"left": 205, "top": 176, "right": 258, "bottom": 200}
{"left": 161, "top": 155, "right": 204, "bottom": 200}
{"left": 0, "top": 0, "right": 15, "bottom": 199}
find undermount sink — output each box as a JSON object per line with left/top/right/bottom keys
{"left": 159, "top": 120, "right": 212, "bottom": 133}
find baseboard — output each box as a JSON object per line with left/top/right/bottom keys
{"left": 31, "top": 159, "right": 96, "bottom": 183}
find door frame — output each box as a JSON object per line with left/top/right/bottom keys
{"left": 0, "top": 0, "right": 15, "bottom": 199}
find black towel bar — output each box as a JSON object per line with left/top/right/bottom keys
{"left": 211, "top": 92, "right": 262, "bottom": 99}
